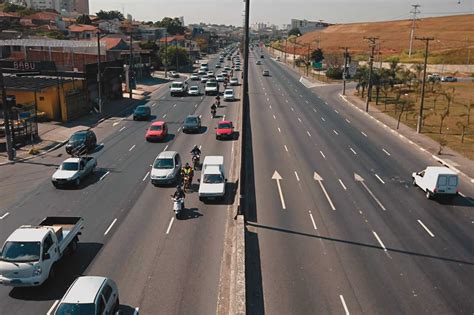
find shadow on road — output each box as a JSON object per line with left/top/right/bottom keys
{"left": 9, "top": 242, "right": 103, "bottom": 301}
{"left": 177, "top": 207, "right": 203, "bottom": 220}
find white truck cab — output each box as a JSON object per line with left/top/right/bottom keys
{"left": 412, "top": 166, "right": 459, "bottom": 199}
{"left": 198, "top": 156, "right": 226, "bottom": 201}
{"left": 170, "top": 81, "right": 187, "bottom": 96}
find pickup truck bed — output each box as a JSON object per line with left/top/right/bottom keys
{"left": 39, "top": 216, "right": 84, "bottom": 253}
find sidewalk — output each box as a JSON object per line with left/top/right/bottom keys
{"left": 0, "top": 79, "right": 168, "bottom": 165}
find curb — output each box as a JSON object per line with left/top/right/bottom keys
{"left": 0, "top": 140, "right": 68, "bottom": 166}
{"left": 338, "top": 93, "right": 474, "bottom": 184}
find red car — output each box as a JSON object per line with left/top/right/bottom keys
{"left": 146, "top": 121, "right": 168, "bottom": 142}
{"left": 215, "top": 120, "right": 234, "bottom": 140}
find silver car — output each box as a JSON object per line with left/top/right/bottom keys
{"left": 150, "top": 151, "right": 182, "bottom": 185}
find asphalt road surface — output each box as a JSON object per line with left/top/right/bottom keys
{"left": 0, "top": 52, "right": 241, "bottom": 314}
{"left": 245, "top": 48, "right": 474, "bottom": 314}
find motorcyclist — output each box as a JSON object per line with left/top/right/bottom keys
{"left": 211, "top": 103, "right": 217, "bottom": 117}
{"left": 190, "top": 145, "right": 201, "bottom": 157}
{"left": 215, "top": 95, "right": 221, "bottom": 107}
{"left": 182, "top": 162, "right": 194, "bottom": 185}
{"left": 173, "top": 185, "right": 185, "bottom": 208}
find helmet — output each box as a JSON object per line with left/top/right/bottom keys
{"left": 176, "top": 185, "right": 181, "bottom": 189}
{"left": 185, "top": 163, "right": 190, "bottom": 167}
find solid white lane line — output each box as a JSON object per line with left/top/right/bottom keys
{"left": 47, "top": 300, "right": 59, "bottom": 315}
{"left": 267, "top": 98, "right": 270, "bottom": 102}
{"left": 320, "top": 151, "right": 326, "bottom": 159}
{"left": 382, "top": 148, "right": 391, "bottom": 156}
{"left": 143, "top": 171, "right": 150, "bottom": 181}
{"left": 278, "top": 127, "right": 281, "bottom": 133}
{"left": 313, "top": 108, "right": 317, "bottom": 113}
{"left": 298, "top": 117, "right": 302, "bottom": 123}
{"left": 273, "top": 114, "right": 276, "bottom": 120}
{"left": 372, "top": 231, "right": 387, "bottom": 251}
{"left": 113, "top": 121, "right": 120, "bottom": 126}
{"left": 350, "top": 147, "right": 357, "bottom": 155}
{"left": 334, "top": 109, "right": 339, "bottom": 114}
{"left": 129, "top": 144, "right": 136, "bottom": 151}
{"left": 375, "top": 174, "right": 385, "bottom": 184}
{"left": 163, "top": 145, "right": 169, "bottom": 151}
{"left": 152, "top": 103, "right": 156, "bottom": 107}
{"left": 166, "top": 217, "right": 175, "bottom": 234}
{"left": 305, "top": 100, "right": 309, "bottom": 104}
{"left": 104, "top": 218, "right": 118, "bottom": 236}
{"left": 321, "top": 117, "right": 326, "bottom": 122}
{"left": 119, "top": 126, "right": 126, "bottom": 132}
{"left": 333, "top": 130, "right": 339, "bottom": 135}
{"left": 294, "top": 171, "right": 300, "bottom": 182}
{"left": 345, "top": 118, "right": 351, "bottom": 123}
{"left": 309, "top": 211, "right": 318, "bottom": 230}
{"left": 0, "top": 212, "right": 9, "bottom": 220}
{"left": 338, "top": 179, "right": 347, "bottom": 191}
{"left": 417, "top": 220, "right": 435, "bottom": 237}
{"left": 361, "top": 131, "right": 368, "bottom": 137}
{"left": 163, "top": 114, "right": 167, "bottom": 118}
{"left": 173, "top": 104, "right": 176, "bottom": 107}
{"left": 284, "top": 145, "right": 289, "bottom": 152}
{"left": 307, "top": 131, "right": 312, "bottom": 137}
{"left": 177, "top": 127, "right": 182, "bottom": 132}
{"left": 340, "top": 295, "right": 350, "bottom": 315}
{"left": 99, "top": 171, "right": 110, "bottom": 181}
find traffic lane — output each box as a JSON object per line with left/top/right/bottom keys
{"left": 82, "top": 86, "right": 240, "bottom": 314}
{"left": 262, "top": 56, "right": 472, "bottom": 312}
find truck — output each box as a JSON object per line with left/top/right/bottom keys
{"left": 412, "top": 166, "right": 459, "bottom": 199}
{"left": 51, "top": 156, "right": 97, "bottom": 188}
{"left": 0, "top": 216, "right": 84, "bottom": 287}
{"left": 170, "top": 81, "right": 188, "bottom": 96}
{"left": 205, "top": 80, "right": 219, "bottom": 96}
{"left": 198, "top": 156, "right": 226, "bottom": 201}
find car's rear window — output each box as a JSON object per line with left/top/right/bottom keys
{"left": 150, "top": 125, "right": 162, "bottom": 131}
{"left": 448, "top": 176, "right": 458, "bottom": 186}
{"left": 438, "top": 176, "right": 447, "bottom": 186}
{"left": 219, "top": 123, "right": 232, "bottom": 129}
{"left": 203, "top": 174, "right": 224, "bottom": 184}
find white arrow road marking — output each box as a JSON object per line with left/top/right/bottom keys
{"left": 372, "top": 231, "right": 387, "bottom": 251}
{"left": 309, "top": 211, "right": 318, "bottom": 230}
{"left": 314, "top": 172, "right": 336, "bottom": 210}
{"left": 47, "top": 300, "right": 59, "bottom": 315}
{"left": 340, "top": 295, "right": 350, "bottom": 315}
{"left": 104, "top": 218, "right": 117, "bottom": 235}
{"left": 0, "top": 212, "right": 10, "bottom": 220}
{"left": 417, "top": 219, "right": 435, "bottom": 237}
{"left": 272, "top": 171, "right": 286, "bottom": 209}
{"left": 354, "top": 173, "right": 386, "bottom": 211}
{"left": 166, "top": 217, "right": 175, "bottom": 234}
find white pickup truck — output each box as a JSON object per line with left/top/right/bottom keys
{"left": 170, "top": 81, "right": 188, "bottom": 96}
{"left": 51, "top": 156, "right": 97, "bottom": 187}
{"left": 198, "top": 156, "right": 226, "bottom": 201}
{"left": 0, "top": 216, "right": 84, "bottom": 287}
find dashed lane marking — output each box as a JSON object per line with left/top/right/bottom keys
{"left": 104, "top": 218, "right": 118, "bottom": 236}
{"left": 372, "top": 231, "right": 387, "bottom": 251}
{"left": 375, "top": 174, "right": 385, "bottom": 184}
{"left": 0, "top": 212, "right": 10, "bottom": 220}
{"left": 338, "top": 179, "right": 347, "bottom": 191}
{"left": 99, "top": 171, "right": 110, "bottom": 181}
{"left": 143, "top": 171, "right": 150, "bottom": 181}
{"left": 418, "top": 219, "right": 435, "bottom": 237}
{"left": 320, "top": 151, "right": 326, "bottom": 159}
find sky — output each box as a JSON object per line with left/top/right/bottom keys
{"left": 90, "top": 0, "right": 474, "bottom": 27}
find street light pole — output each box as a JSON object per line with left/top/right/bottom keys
{"left": 129, "top": 28, "right": 133, "bottom": 99}
{"left": 0, "top": 66, "right": 14, "bottom": 160}
{"left": 96, "top": 32, "right": 103, "bottom": 113}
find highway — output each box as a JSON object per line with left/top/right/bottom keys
{"left": 0, "top": 52, "right": 240, "bottom": 314}
{"left": 245, "top": 47, "right": 474, "bottom": 314}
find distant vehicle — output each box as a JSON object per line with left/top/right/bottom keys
{"left": 412, "top": 166, "right": 459, "bottom": 199}
{"left": 215, "top": 64, "right": 222, "bottom": 68}
{"left": 65, "top": 130, "right": 97, "bottom": 155}
{"left": 235, "top": 66, "right": 241, "bottom": 71}
{"left": 0, "top": 216, "right": 84, "bottom": 287}
{"left": 207, "top": 71, "right": 215, "bottom": 77}
{"left": 145, "top": 121, "right": 168, "bottom": 142}
{"left": 227, "top": 56, "right": 231, "bottom": 60}
{"left": 262, "top": 70, "right": 270, "bottom": 76}
{"left": 260, "top": 55, "right": 264, "bottom": 59}
{"left": 230, "top": 78, "right": 239, "bottom": 86}
{"left": 133, "top": 105, "right": 151, "bottom": 121}
{"left": 55, "top": 276, "right": 119, "bottom": 315}
{"left": 223, "top": 89, "right": 235, "bottom": 101}
{"left": 170, "top": 81, "right": 187, "bottom": 96}
{"left": 188, "top": 85, "right": 201, "bottom": 96}
{"left": 150, "top": 151, "right": 182, "bottom": 185}
{"left": 441, "top": 76, "right": 457, "bottom": 82}
{"left": 256, "top": 60, "right": 262, "bottom": 65}
{"left": 428, "top": 73, "right": 441, "bottom": 81}
{"left": 198, "top": 156, "right": 226, "bottom": 201}
{"left": 51, "top": 156, "right": 97, "bottom": 187}
{"left": 216, "top": 74, "right": 225, "bottom": 82}
{"left": 215, "top": 120, "right": 235, "bottom": 140}
{"left": 198, "top": 69, "right": 206, "bottom": 75}
{"left": 183, "top": 115, "right": 201, "bottom": 133}
{"left": 276, "top": 56, "right": 281, "bottom": 61}
{"left": 205, "top": 81, "right": 219, "bottom": 96}
{"left": 190, "top": 73, "right": 200, "bottom": 81}
{"left": 201, "top": 75, "right": 209, "bottom": 84}
{"left": 221, "top": 70, "right": 229, "bottom": 77}
{"left": 224, "top": 66, "right": 232, "bottom": 71}
{"left": 168, "top": 71, "right": 179, "bottom": 78}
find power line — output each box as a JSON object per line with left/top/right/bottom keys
{"left": 409, "top": 4, "right": 421, "bottom": 57}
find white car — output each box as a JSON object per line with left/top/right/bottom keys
{"left": 170, "top": 81, "right": 187, "bottom": 96}
{"left": 55, "top": 276, "right": 119, "bottom": 315}
{"left": 168, "top": 71, "right": 179, "bottom": 78}
{"left": 150, "top": 151, "right": 182, "bottom": 185}
{"left": 207, "top": 71, "right": 214, "bottom": 77}
{"left": 262, "top": 70, "right": 270, "bottom": 76}
{"left": 198, "top": 156, "right": 226, "bottom": 201}
{"left": 205, "top": 81, "right": 219, "bottom": 96}
{"left": 215, "top": 64, "right": 221, "bottom": 68}
{"left": 198, "top": 69, "right": 206, "bottom": 75}
{"left": 412, "top": 166, "right": 459, "bottom": 199}
{"left": 190, "top": 73, "right": 200, "bottom": 81}
{"left": 201, "top": 75, "right": 209, "bottom": 83}
{"left": 216, "top": 75, "right": 225, "bottom": 82}
{"left": 223, "top": 89, "right": 235, "bottom": 101}
{"left": 188, "top": 85, "right": 201, "bottom": 96}
{"left": 51, "top": 157, "right": 97, "bottom": 187}
{"left": 229, "top": 78, "right": 239, "bottom": 86}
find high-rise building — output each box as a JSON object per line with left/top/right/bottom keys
{"left": 73, "top": 0, "right": 89, "bottom": 14}
{"left": 178, "top": 16, "right": 185, "bottom": 26}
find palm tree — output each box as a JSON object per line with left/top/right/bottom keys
{"left": 456, "top": 121, "right": 468, "bottom": 143}
{"left": 354, "top": 66, "right": 369, "bottom": 97}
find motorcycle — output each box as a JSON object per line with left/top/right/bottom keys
{"left": 171, "top": 196, "right": 184, "bottom": 218}
{"left": 192, "top": 154, "right": 200, "bottom": 170}
{"left": 183, "top": 174, "right": 191, "bottom": 192}
{"left": 211, "top": 108, "right": 217, "bottom": 118}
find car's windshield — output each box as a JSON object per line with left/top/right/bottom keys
{"left": 190, "top": 87, "right": 198, "bottom": 90}
{"left": 0, "top": 241, "right": 41, "bottom": 262}
{"left": 203, "top": 174, "right": 224, "bottom": 184}
{"left": 219, "top": 123, "right": 232, "bottom": 129}
{"left": 154, "top": 158, "right": 174, "bottom": 169}
{"left": 185, "top": 117, "right": 198, "bottom": 124}
{"left": 69, "top": 133, "right": 85, "bottom": 142}
{"left": 150, "top": 125, "right": 162, "bottom": 131}
{"left": 171, "top": 83, "right": 183, "bottom": 88}
{"left": 225, "top": 91, "right": 233, "bottom": 95}
{"left": 135, "top": 107, "right": 147, "bottom": 113}
{"left": 207, "top": 82, "right": 217, "bottom": 87}
{"left": 60, "top": 162, "right": 79, "bottom": 171}
{"left": 55, "top": 303, "right": 96, "bottom": 315}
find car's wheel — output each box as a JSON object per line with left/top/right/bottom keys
{"left": 425, "top": 190, "right": 432, "bottom": 199}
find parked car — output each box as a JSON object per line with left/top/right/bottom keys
{"left": 412, "top": 166, "right": 459, "bottom": 199}
{"left": 55, "top": 276, "right": 119, "bottom": 315}
{"left": 52, "top": 156, "right": 97, "bottom": 187}
{"left": 145, "top": 121, "right": 168, "bottom": 142}
{"left": 215, "top": 120, "right": 235, "bottom": 140}
{"left": 133, "top": 105, "right": 151, "bottom": 121}
{"left": 441, "top": 76, "right": 457, "bottom": 82}
{"left": 183, "top": 115, "right": 201, "bottom": 133}
{"left": 65, "top": 130, "right": 97, "bottom": 155}
{"left": 188, "top": 85, "right": 201, "bottom": 96}
{"left": 150, "top": 151, "right": 182, "bottom": 185}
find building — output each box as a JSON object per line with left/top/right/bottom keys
{"left": 7, "top": 0, "right": 89, "bottom": 14}
{"left": 290, "top": 19, "right": 328, "bottom": 34}
{"left": 73, "top": 0, "right": 89, "bottom": 14}
{"left": 178, "top": 16, "right": 184, "bottom": 26}
{"left": 138, "top": 26, "right": 166, "bottom": 41}
{"left": 68, "top": 24, "right": 97, "bottom": 39}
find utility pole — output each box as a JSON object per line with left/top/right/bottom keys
{"left": 416, "top": 36, "right": 434, "bottom": 133}
{"left": 364, "top": 36, "right": 378, "bottom": 112}
{"left": 129, "top": 28, "right": 133, "bottom": 99}
{"left": 175, "top": 40, "right": 179, "bottom": 73}
{"left": 341, "top": 47, "right": 349, "bottom": 95}
{"left": 96, "top": 32, "right": 103, "bottom": 113}
{"left": 0, "top": 66, "right": 14, "bottom": 160}
{"left": 164, "top": 33, "right": 168, "bottom": 78}
{"left": 318, "top": 19, "right": 324, "bottom": 49}
{"left": 306, "top": 43, "right": 311, "bottom": 76}
{"left": 408, "top": 4, "right": 421, "bottom": 57}
{"left": 284, "top": 37, "right": 287, "bottom": 63}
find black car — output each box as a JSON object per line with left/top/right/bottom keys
{"left": 182, "top": 115, "right": 201, "bottom": 133}
{"left": 65, "top": 130, "right": 97, "bottom": 155}
{"left": 260, "top": 55, "right": 264, "bottom": 59}
{"left": 133, "top": 105, "right": 151, "bottom": 120}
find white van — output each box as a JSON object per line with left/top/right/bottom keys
{"left": 412, "top": 166, "right": 459, "bottom": 199}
